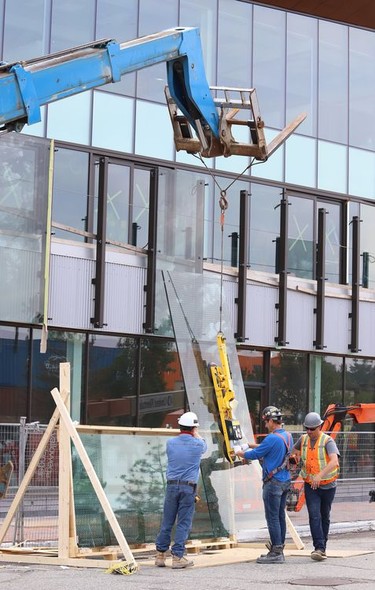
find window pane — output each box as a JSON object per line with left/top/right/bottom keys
{"left": 52, "top": 148, "right": 89, "bottom": 240}
{"left": 345, "top": 358, "right": 375, "bottom": 405}
{"left": 0, "top": 326, "right": 29, "bottom": 422}
{"left": 212, "top": 178, "right": 246, "bottom": 267}
{"left": 47, "top": 93, "right": 91, "bottom": 146}
{"left": 135, "top": 101, "right": 174, "bottom": 160}
{"left": 96, "top": 0, "right": 138, "bottom": 96}
{"left": 318, "top": 141, "right": 347, "bottom": 194}
{"left": 360, "top": 204, "right": 375, "bottom": 289}
{"left": 286, "top": 13, "right": 317, "bottom": 136}
{"left": 94, "top": 161, "right": 131, "bottom": 244}
{"left": 139, "top": 339, "right": 184, "bottom": 428}
{"left": 3, "top": 0, "right": 48, "bottom": 61}
{"left": 132, "top": 168, "right": 150, "bottom": 249}
{"left": 349, "top": 28, "right": 375, "bottom": 150}
{"left": 285, "top": 135, "right": 316, "bottom": 187}
{"left": 318, "top": 21, "right": 348, "bottom": 143}
{"left": 270, "top": 351, "right": 308, "bottom": 427}
{"left": 180, "top": 0, "right": 217, "bottom": 84}
{"left": 349, "top": 147, "right": 375, "bottom": 199}
{"left": 253, "top": 6, "right": 285, "bottom": 129}
{"left": 87, "top": 335, "right": 137, "bottom": 426}
{"left": 250, "top": 183, "right": 281, "bottom": 273}
{"left": 217, "top": 0, "right": 252, "bottom": 88}
{"left": 251, "top": 127, "right": 284, "bottom": 182}
{"left": 92, "top": 92, "right": 134, "bottom": 153}
{"left": 50, "top": 0, "right": 95, "bottom": 53}
{"left": 317, "top": 200, "right": 341, "bottom": 284}
{"left": 313, "top": 355, "right": 343, "bottom": 413}
{"left": 288, "top": 195, "right": 314, "bottom": 279}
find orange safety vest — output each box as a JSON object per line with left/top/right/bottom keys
{"left": 300, "top": 432, "right": 339, "bottom": 485}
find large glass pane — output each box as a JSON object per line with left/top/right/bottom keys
{"left": 0, "top": 326, "right": 29, "bottom": 422}
{"left": 288, "top": 195, "right": 314, "bottom": 279}
{"left": 286, "top": 13, "right": 317, "bottom": 136}
{"left": 135, "top": 101, "right": 174, "bottom": 160}
{"left": 238, "top": 349, "right": 264, "bottom": 435}
{"left": 86, "top": 335, "right": 137, "bottom": 426}
{"left": 137, "top": 0, "right": 179, "bottom": 102}
{"left": 349, "top": 147, "right": 375, "bottom": 199}
{"left": 317, "top": 199, "right": 341, "bottom": 284}
{"left": 52, "top": 148, "right": 89, "bottom": 241}
{"left": 180, "top": 0, "right": 217, "bottom": 84}
{"left": 3, "top": 0, "right": 48, "bottom": 61}
{"left": 318, "top": 141, "right": 347, "bottom": 194}
{"left": 0, "top": 134, "right": 51, "bottom": 323}
{"left": 94, "top": 160, "right": 131, "bottom": 244}
{"left": 50, "top": 1, "right": 95, "bottom": 53}
{"left": 217, "top": 0, "right": 252, "bottom": 88}
{"left": 349, "top": 28, "right": 375, "bottom": 150}
{"left": 270, "top": 351, "right": 308, "bottom": 427}
{"left": 47, "top": 93, "right": 91, "bottom": 146}
{"left": 310, "top": 355, "right": 343, "bottom": 414}
{"left": 249, "top": 183, "right": 281, "bottom": 273}
{"left": 285, "top": 135, "right": 316, "bottom": 188}
{"left": 131, "top": 168, "right": 150, "bottom": 249}
{"left": 360, "top": 203, "right": 375, "bottom": 289}
{"left": 139, "top": 338, "right": 185, "bottom": 428}
{"left": 251, "top": 127, "right": 284, "bottom": 183}
{"left": 92, "top": 92, "right": 134, "bottom": 153}
{"left": 253, "top": 6, "right": 285, "bottom": 129}
{"left": 212, "top": 178, "right": 245, "bottom": 267}
{"left": 95, "top": 0, "right": 138, "bottom": 96}
{"left": 318, "top": 21, "right": 348, "bottom": 144}
{"left": 345, "top": 358, "right": 375, "bottom": 405}
{"left": 31, "top": 330, "right": 85, "bottom": 423}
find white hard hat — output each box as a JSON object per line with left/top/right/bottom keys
{"left": 178, "top": 411, "right": 199, "bottom": 428}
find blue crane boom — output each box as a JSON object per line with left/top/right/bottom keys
{"left": 0, "top": 26, "right": 306, "bottom": 159}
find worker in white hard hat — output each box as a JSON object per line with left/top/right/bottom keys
{"left": 155, "top": 411, "right": 207, "bottom": 569}
{"left": 292, "top": 411, "right": 340, "bottom": 562}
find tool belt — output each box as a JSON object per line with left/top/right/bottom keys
{"left": 167, "top": 480, "right": 196, "bottom": 489}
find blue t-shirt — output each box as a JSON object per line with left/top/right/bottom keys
{"left": 166, "top": 434, "right": 207, "bottom": 483}
{"left": 244, "top": 429, "right": 292, "bottom": 482}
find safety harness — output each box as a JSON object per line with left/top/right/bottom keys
{"left": 263, "top": 431, "right": 293, "bottom": 482}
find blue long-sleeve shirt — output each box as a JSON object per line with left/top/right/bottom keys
{"left": 244, "top": 429, "right": 292, "bottom": 482}
{"left": 166, "top": 434, "right": 207, "bottom": 483}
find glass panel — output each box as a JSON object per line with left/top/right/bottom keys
{"left": 217, "top": 0, "right": 252, "bottom": 88}
{"left": 249, "top": 183, "right": 281, "bottom": 273}
{"left": 139, "top": 339, "right": 185, "bottom": 428}
{"left": 95, "top": 0, "right": 138, "bottom": 96}
{"left": 349, "top": 28, "right": 375, "bottom": 150}
{"left": 251, "top": 127, "right": 284, "bottom": 183}
{"left": 87, "top": 335, "right": 137, "bottom": 426}
{"left": 349, "top": 147, "right": 375, "bottom": 199}
{"left": 135, "top": 100, "right": 174, "bottom": 160}
{"left": 50, "top": 0, "right": 95, "bottom": 53}
{"left": 345, "top": 358, "right": 375, "bottom": 404}
{"left": 94, "top": 161, "right": 131, "bottom": 244}
{"left": 92, "top": 91, "right": 134, "bottom": 153}
{"left": 31, "top": 330, "right": 85, "bottom": 423}
{"left": 317, "top": 199, "right": 341, "bottom": 284}
{"left": 212, "top": 178, "right": 245, "bottom": 267}
{"left": 288, "top": 195, "right": 314, "bottom": 279}
{"left": 137, "top": 0, "right": 179, "bottom": 102}
{"left": 3, "top": 0, "right": 48, "bottom": 61}
{"left": 310, "top": 355, "right": 343, "bottom": 415}
{"left": 0, "top": 134, "right": 51, "bottom": 323}
{"left": 285, "top": 135, "right": 316, "bottom": 187}
{"left": 348, "top": 200, "right": 360, "bottom": 286}
{"left": 318, "top": 21, "right": 348, "bottom": 143}
{"left": 286, "top": 13, "right": 317, "bottom": 136}
{"left": 131, "top": 168, "right": 150, "bottom": 249}
{"left": 52, "top": 148, "right": 89, "bottom": 241}
{"left": 0, "top": 326, "right": 29, "bottom": 422}
{"left": 238, "top": 349, "right": 264, "bottom": 435}
{"left": 318, "top": 141, "right": 347, "bottom": 194}
{"left": 179, "top": 0, "right": 217, "bottom": 84}
{"left": 253, "top": 6, "right": 285, "bottom": 129}
{"left": 360, "top": 203, "right": 375, "bottom": 289}
{"left": 47, "top": 92, "right": 91, "bottom": 146}
{"left": 270, "top": 351, "right": 308, "bottom": 427}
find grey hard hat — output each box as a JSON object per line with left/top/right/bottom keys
{"left": 303, "top": 412, "right": 324, "bottom": 429}
{"left": 262, "top": 405, "right": 283, "bottom": 421}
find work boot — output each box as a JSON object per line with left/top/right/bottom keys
{"left": 311, "top": 549, "right": 327, "bottom": 561}
{"left": 256, "top": 545, "right": 285, "bottom": 564}
{"left": 172, "top": 555, "right": 194, "bottom": 569}
{"left": 155, "top": 551, "right": 167, "bottom": 567}
{"left": 259, "top": 542, "right": 284, "bottom": 558}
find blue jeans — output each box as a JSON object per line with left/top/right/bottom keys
{"left": 304, "top": 483, "right": 336, "bottom": 551}
{"left": 155, "top": 483, "right": 196, "bottom": 557}
{"left": 262, "top": 478, "right": 290, "bottom": 546}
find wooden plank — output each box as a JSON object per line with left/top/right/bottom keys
{"left": 0, "top": 553, "right": 123, "bottom": 568}
{"left": 0, "top": 391, "right": 68, "bottom": 544}
{"left": 58, "top": 363, "right": 71, "bottom": 559}
{"left": 51, "top": 388, "right": 136, "bottom": 567}
{"left": 76, "top": 424, "right": 177, "bottom": 436}
{"left": 286, "top": 512, "right": 304, "bottom": 550}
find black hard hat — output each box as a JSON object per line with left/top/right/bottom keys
{"left": 262, "top": 405, "right": 283, "bottom": 421}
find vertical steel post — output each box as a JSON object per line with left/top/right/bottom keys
{"left": 314, "top": 208, "right": 326, "bottom": 350}
{"left": 235, "top": 191, "right": 249, "bottom": 342}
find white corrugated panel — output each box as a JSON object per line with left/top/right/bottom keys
{"left": 286, "top": 290, "right": 315, "bottom": 350}
{"left": 357, "top": 300, "right": 375, "bottom": 356}
{"left": 246, "top": 283, "right": 278, "bottom": 347}
{"left": 104, "top": 262, "right": 146, "bottom": 333}
{"left": 324, "top": 297, "right": 351, "bottom": 354}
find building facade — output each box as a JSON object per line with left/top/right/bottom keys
{"left": 1, "top": 0, "right": 375, "bottom": 437}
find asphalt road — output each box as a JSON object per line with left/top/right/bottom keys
{"left": 0, "top": 530, "right": 374, "bottom": 590}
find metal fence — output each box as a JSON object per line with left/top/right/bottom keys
{"left": 0, "top": 421, "right": 374, "bottom": 548}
